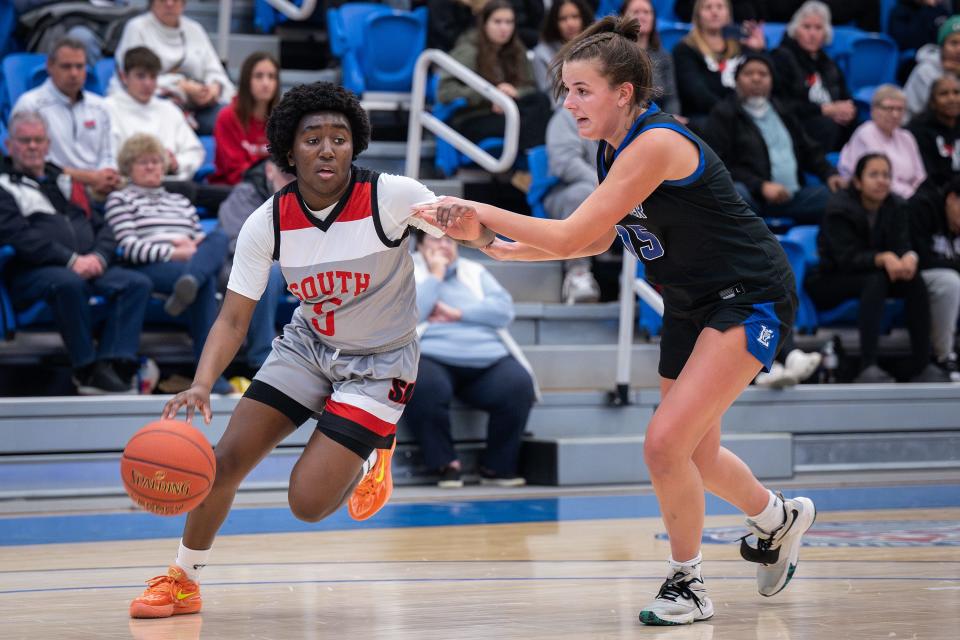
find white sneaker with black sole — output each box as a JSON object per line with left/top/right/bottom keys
{"left": 741, "top": 493, "right": 816, "bottom": 597}
{"left": 639, "top": 564, "right": 714, "bottom": 625}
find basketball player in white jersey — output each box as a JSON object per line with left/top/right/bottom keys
{"left": 128, "top": 82, "right": 495, "bottom": 619}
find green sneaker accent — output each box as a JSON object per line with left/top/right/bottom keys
{"left": 639, "top": 611, "right": 683, "bottom": 626}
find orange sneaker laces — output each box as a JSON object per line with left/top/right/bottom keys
{"left": 142, "top": 574, "right": 176, "bottom": 596}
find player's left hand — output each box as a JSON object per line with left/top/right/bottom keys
{"left": 412, "top": 196, "right": 482, "bottom": 242}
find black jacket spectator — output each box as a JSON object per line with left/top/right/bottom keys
{"left": 0, "top": 159, "right": 116, "bottom": 274}
{"left": 909, "top": 109, "right": 960, "bottom": 188}
{"left": 816, "top": 188, "right": 912, "bottom": 275}
{"left": 910, "top": 179, "right": 960, "bottom": 271}
{"left": 672, "top": 40, "right": 739, "bottom": 120}
{"left": 772, "top": 34, "right": 852, "bottom": 129}
{"left": 703, "top": 94, "right": 836, "bottom": 203}
{"left": 673, "top": 0, "right": 793, "bottom": 22}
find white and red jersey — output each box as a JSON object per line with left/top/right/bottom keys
{"left": 228, "top": 167, "right": 439, "bottom": 353}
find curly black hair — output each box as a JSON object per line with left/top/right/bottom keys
{"left": 266, "top": 82, "right": 371, "bottom": 175}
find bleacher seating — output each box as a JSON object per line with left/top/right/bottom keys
{"left": 432, "top": 94, "right": 505, "bottom": 177}
{"left": 657, "top": 21, "right": 690, "bottom": 53}
{"left": 1, "top": 52, "right": 101, "bottom": 120}
{"left": 94, "top": 57, "right": 116, "bottom": 95}
{"left": 763, "top": 22, "right": 787, "bottom": 49}
{"left": 194, "top": 135, "right": 217, "bottom": 182}
{"left": 847, "top": 33, "right": 898, "bottom": 104}
{"left": 326, "top": 3, "right": 427, "bottom": 97}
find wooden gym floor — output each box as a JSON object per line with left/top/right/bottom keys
{"left": 1, "top": 477, "right": 959, "bottom": 639}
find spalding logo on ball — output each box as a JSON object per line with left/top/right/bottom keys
{"left": 121, "top": 419, "right": 216, "bottom": 516}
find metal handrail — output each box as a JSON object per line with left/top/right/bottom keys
{"left": 613, "top": 252, "right": 665, "bottom": 405}
{"left": 405, "top": 49, "right": 520, "bottom": 179}
{"left": 265, "top": 0, "right": 318, "bottom": 20}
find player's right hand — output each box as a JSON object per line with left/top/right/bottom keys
{"left": 162, "top": 383, "right": 213, "bottom": 425}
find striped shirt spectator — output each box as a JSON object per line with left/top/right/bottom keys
{"left": 105, "top": 185, "right": 202, "bottom": 263}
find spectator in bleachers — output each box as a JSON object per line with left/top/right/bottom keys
{"left": 112, "top": 0, "right": 236, "bottom": 135}
{"left": 905, "top": 15, "right": 960, "bottom": 118}
{"left": 210, "top": 52, "right": 280, "bottom": 186}
{"left": 672, "top": 0, "right": 765, "bottom": 132}
{"left": 704, "top": 52, "right": 843, "bottom": 225}
{"left": 771, "top": 1, "right": 856, "bottom": 152}
{"left": 405, "top": 230, "right": 536, "bottom": 488}
{"left": 438, "top": 0, "right": 552, "bottom": 171}
{"left": 622, "top": 0, "right": 681, "bottom": 116}
{"left": 533, "top": 0, "right": 594, "bottom": 107}
{"left": 428, "top": 0, "right": 545, "bottom": 51}
{"left": 890, "top": 1, "right": 952, "bottom": 55}
{"left": 0, "top": 110, "right": 151, "bottom": 394}
{"left": 104, "top": 46, "right": 204, "bottom": 182}
{"left": 105, "top": 133, "right": 233, "bottom": 395}
{"left": 909, "top": 177, "right": 960, "bottom": 381}
{"left": 216, "top": 160, "right": 293, "bottom": 370}
{"left": 544, "top": 107, "right": 602, "bottom": 303}
{"left": 908, "top": 73, "right": 960, "bottom": 186}
{"left": 838, "top": 85, "right": 927, "bottom": 199}
{"left": 805, "top": 153, "right": 948, "bottom": 383}
{"left": 12, "top": 37, "right": 120, "bottom": 199}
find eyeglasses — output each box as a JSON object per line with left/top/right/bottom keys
{"left": 133, "top": 157, "right": 163, "bottom": 166}
{"left": 874, "top": 104, "right": 905, "bottom": 113}
{"left": 13, "top": 136, "right": 47, "bottom": 146}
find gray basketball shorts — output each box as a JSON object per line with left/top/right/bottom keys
{"left": 246, "top": 313, "right": 419, "bottom": 450}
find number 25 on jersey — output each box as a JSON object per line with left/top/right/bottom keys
{"left": 616, "top": 224, "right": 665, "bottom": 261}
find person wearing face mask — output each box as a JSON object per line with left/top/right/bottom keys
{"left": 805, "top": 153, "right": 948, "bottom": 383}
{"left": 704, "top": 51, "right": 845, "bottom": 225}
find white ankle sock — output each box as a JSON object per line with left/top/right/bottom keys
{"left": 748, "top": 490, "right": 786, "bottom": 533}
{"left": 361, "top": 449, "right": 378, "bottom": 476}
{"left": 669, "top": 552, "right": 702, "bottom": 573}
{"left": 175, "top": 540, "right": 211, "bottom": 582}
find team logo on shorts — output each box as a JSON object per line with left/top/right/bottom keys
{"left": 657, "top": 520, "right": 960, "bottom": 547}
{"left": 757, "top": 324, "right": 774, "bottom": 348}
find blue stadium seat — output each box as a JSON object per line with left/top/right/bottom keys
{"left": 0, "top": 1, "right": 16, "bottom": 59}
{"left": 652, "top": 0, "right": 679, "bottom": 22}
{"left": 358, "top": 8, "right": 428, "bottom": 94}
{"left": 432, "top": 96, "right": 505, "bottom": 177}
{"left": 847, "top": 33, "right": 898, "bottom": 103}
{"left": 95, "top": 58, "right": 116, "bottom": 95}
{"left": 525, "top": 145, "right": 558, "bottom": 219}
{"left": 657, "top": 22, "right": 690, "bottom": 53}
{"left": 777, "top": 237, "right": 818, "bottom": 333}
{"left": 1, "top": 53, "right": 46, "bottom": 119}
{"left": 0, "top": 117, "right": 7, "bottom": 151}
{"left": 763, "top": 22, "right": 787, "bottom": 49}
{"left": 1, "top": 53, "right": 101, "bottom": 119}
{"left": 880, "top": 0, "right": 897, "bottom": 34}
{"left": 825, "top": 25, "right": 865, "bottom": 76}
{"left": 597, "top": 0, "right": 620, "bottom": 17}
{"left": 194, "top": 135, "right": 216, "bottom": 182}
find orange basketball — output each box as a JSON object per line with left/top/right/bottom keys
{"left": 120, "top": 419, "right": 216, "bottom": 516}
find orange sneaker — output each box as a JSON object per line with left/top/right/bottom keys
{"left": 129, "top": 565, "right": 202, "bottom": 619}
{"left": 348, "top": 440, "right": 395, "bottom": 521}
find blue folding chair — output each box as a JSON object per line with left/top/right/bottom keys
{"left": 825, "top": 25, "right": 865, "bottom": 77}
{"left": 1, "top": 53, "right": 46, "bottom": 119}
{"left": 194, "top": 135, "right": 217, "bottom": 183}
{"left": 95, "top": 58, "right": 116, "bottom": 95}
{"left": 657, "top": 22, "right": 690, "bottom": 53}
{"left": 847, "top": 33, "right": 898, "bottom": 103}
{"left": 525, "top": 146, "right": 558, "bottom": 219}
{"left": 763, "top": 22, "right": 787, "bottom": 49}
{"left": 777, "top": 237, "right": 818, "bottom": 333}
{"left": 358, "top": 8, "right": 428, "bottom": 93}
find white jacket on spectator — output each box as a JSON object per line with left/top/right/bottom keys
{"left": 13, "top": 79, "right": 116, "bottom": 172}
{"left": 111, "top": 11, "right": 235, "bottom": 104}
{"left": 104, "top": 90, "right": 205, "bottom": 181}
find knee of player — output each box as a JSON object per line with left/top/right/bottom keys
{"left": 643, "top": 431, "right": 686, "bottom": 473}
{"left": 288, "top": 492, "right": 337, "bottom": 523}
{"left": 213, "top": 449, "right": 247, "bottom": 487}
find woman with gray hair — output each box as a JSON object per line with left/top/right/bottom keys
{"left": 105, "top": 133, "right": 233, "bottom": 394}
{"left": 839, "top": 84, "right": 927, "bottom": 199}
{"left": 771, "top": 0, "right": 856, "bottom": 151}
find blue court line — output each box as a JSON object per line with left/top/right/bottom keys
{"left": 3, "top": 575, "right": 957, "bottom": 597}
{"left": 0, "top": 484, "right": 957, "bottom": 546}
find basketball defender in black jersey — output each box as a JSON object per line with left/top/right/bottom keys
{"left": 415, "top": 16, "right": 818, "bottom": 627}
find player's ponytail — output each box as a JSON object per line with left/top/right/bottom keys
{"left": 551, "top": 15, "right": 654, "bottom": 107}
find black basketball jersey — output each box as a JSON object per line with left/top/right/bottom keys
{"left": 599, "top": 103, "right": 794, "bottom": 312}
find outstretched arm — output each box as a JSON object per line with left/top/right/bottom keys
{"left": 415, "top": 128, "right": 695, "bottom": 256}
{"left": 481, "top": 229, "right": 617, "bottom": 261}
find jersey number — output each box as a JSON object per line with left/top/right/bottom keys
{"left": 311, "top": 297, "right": 342, "bottom": 336}
{"left": 616, "top": 224, "right": 665, "bottom": 261}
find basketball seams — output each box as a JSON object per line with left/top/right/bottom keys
{"left": 126, "top": 426, "right": 216, "bottom": 475}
